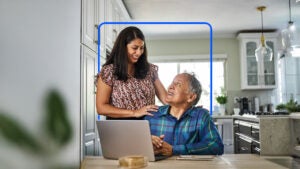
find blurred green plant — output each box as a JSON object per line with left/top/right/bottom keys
{"left": 216, "top": 87, "right": 227, "bottom": 105}
{"left": 275, "top": 103, "right": 286, "bottom": 111}
{"left": 275, "top": 98, "right": 300, "bottom": 113}
{"left": 0, "top": 113, "right": 43, "bottom": 154}
{"left": 216, "top": 95, "right": 227, "bottom": 105}
{"left": 45, "top": 90, "right": 72, "bottom": 146}
{"left": 0, "top": 89, "right": 72, "bottom": 155}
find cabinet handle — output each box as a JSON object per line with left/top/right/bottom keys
{"left": 95, "top": 24, "right": 98, "bottom": 29}
{"left": 94, "top": 75, "right": 98, "bottom": 94}
{"left": 254, "top": 147, "right": 261, "bottom": 152}
{"left": 94, "top": 40, "right": 98, "bottom": 44}
{"left": 94, "top": 75, "right": 99, "bottom": 86}
{"left": 241, "top": 147, "right": 249, "bottom": 151}
{"left": 239, "top": 135, "right": 252, "bottom": 143}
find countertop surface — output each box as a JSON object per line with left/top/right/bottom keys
{"left": 80, "top": 154, "right": 294, "bottom": 169}
{"left": 212, "top": 115, "right": 234, "bottom": 119}
{"left": 214, "top": 114, "right": 300, "bottom": 120}
{"left": 214, "top": 115, "right": 293, "bottom": 122}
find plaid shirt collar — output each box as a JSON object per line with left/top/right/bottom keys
{"left": 157, "top": 105, "right": 197, "bottom": 119}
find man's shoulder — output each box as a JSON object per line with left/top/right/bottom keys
{"left": 154, "top": 105, "right": 169, "bottom": 117}
{"left": 144, "top": 105, "right": 169, "bottom": 120}
{"left": 193, "top": 106, "right": 209, "bottom": 114}
{"left": 190, "top": 107, "right": 211, "bottom": 118}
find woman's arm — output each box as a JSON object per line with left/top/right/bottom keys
{"left": 96, "top": 77, "right": 132, "bottom": 117}
{"left": 96, "top": 77, "right": 157, "bottom": 118}
{"left": 154, "top": 78, "right": 167, "bottom": 105}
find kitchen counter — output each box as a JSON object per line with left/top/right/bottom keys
{"left": 229, "top": 114, "right": 299, "bottom": 119}
{"left": 80, "top": 154, "right": 292, "bottom": 169}
{"left": 290, "top": 113, "right": 300, "bottom": 119}
{"left": 232, "top": 115, "right": 259, "bottom": 122}
{"left": 233, "top": 115, "right": 291, "bottom": 155}
{"left": 212, "top": 115, "right": 233, "bottom": 119}
{"left": 262, "top": 156, "right": 300, "bottom": 169}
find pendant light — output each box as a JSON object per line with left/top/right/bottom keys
{"left": 281, "top": 0, "right": 300, "bottom": 57}
{"left": 255, "top": 6, "right": 273, "bottom": 62}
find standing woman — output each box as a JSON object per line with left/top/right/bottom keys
{"left": 96, "top": 26, "right": 167, "bottom": 120}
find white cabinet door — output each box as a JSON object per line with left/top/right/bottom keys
{"left": 116, "top": 0, "right": 131, "bottom": 32}
{"left": 82, "top": 0, "right": 97, "bottom": 52}
{"left": 238, "top": 33, "right": 277, "bottom": 90}
{"left": 96, "top": 0, "right": 106, "bottom": 54}
{"left": 104, "top": 0, "right": 131, "bottom": 50}
{"left": 81, "top": 45, "right": 99, "bottom": 158}
{"left": 104, "top": 0, "right": 114, "bottom": 49}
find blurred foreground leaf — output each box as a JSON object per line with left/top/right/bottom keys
{"left": 0, "top": 113, "right": 43, "bottom": 154}
{"left": 45, "top": 90, "right": 72, "bottom": 146}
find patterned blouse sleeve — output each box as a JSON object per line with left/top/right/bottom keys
{"left": 99, "top": 64, "right": 113, "bottom": 87}
{"left": 150, "top": 64, "right": 159, "bottom": 83}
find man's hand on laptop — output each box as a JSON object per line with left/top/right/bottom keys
{"left": 151, "top": 135, "right": 172, "bottom": 156}
{"left": 154, "top": 141, "right": 173, "bottom": 156}
{"left": 151, "top": 135, "right": 164, "bottom": 148}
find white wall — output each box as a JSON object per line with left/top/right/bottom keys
{"left": 0, "top": 0, "right": 81, "bottom": 168}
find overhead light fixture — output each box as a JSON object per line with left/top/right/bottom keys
{"left": 281, "top": 0, "right": 300, "bottom": 57}
{"left": 255, "top": 6, "right": 273, "bottom": 62}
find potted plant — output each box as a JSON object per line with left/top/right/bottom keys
{"left": 276, "top": 97, "right": 300, "bottom": 115}
{"left": 216, "top": 90, "right": 227, "bottom": 116}
{"left": 216, "top": 95, "right": 227, "bottom": 105}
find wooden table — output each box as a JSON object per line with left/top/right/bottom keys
{"left": 80, "top": 154, "right": 290, "bottom": 169}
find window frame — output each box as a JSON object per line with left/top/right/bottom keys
{"left": 150, "top": 54, "right": 227, "bottom": 112}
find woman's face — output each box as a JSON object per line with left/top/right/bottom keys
{"left": 126, "top": 38, "right": 144, "bottom": 64}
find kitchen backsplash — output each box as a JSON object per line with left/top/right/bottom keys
{"left": 227, "top": 89, "right": 277, "bottom": 115}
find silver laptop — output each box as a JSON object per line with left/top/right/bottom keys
{"left": 96, "top": 120, "right": 168, "bottom": 162}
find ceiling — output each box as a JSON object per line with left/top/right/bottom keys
{"left": 122, "top": 0, "right": 300, "bottom": 39}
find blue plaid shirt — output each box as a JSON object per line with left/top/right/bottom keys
{"left": 144, "top": 105, "right": 224, "bottom": 155}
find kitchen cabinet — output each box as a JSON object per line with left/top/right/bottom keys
{"left": 290, "top": 116, "right": 300, "bottom": 158}
{"left": 81, "top": 45, "right": 99, "bottom": 157}
{"left": 104, "top": 0, "right": 114, "bottom": 49}
{"left": 82, "top": 0, "right": 130, "bottom": 53}
{"left": 82, "top": 0, "right": 98, "bottom": 52}
{"left": 237, "top": 33, "right": 277, "bottom": 90}
{"left": 233, "top": 116, "right": 291, "bottom": 155}
{"left": 104, "top": 0, "right": 130, "bottom": 50}
{"left": 80, "top": 0, "right": 131, "bottom": 159}
{"left": 81, "top": 0, "right": 106, "bottom": 158}
{"left": 97, "top": 0, "right": 106, "bottom": 54}
{"left": 234, "top": 119, "right": 260, "bottom": 154}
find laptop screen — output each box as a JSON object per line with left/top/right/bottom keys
{"left": 97, "top": 120, "right": 161, "bottom": 161}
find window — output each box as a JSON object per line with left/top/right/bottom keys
{"left": 154, "top": 60, "right": 225, "bottom": 112}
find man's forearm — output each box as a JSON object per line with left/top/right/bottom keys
{"left": 172, "top": 139, "right": 224, "bottom": 155}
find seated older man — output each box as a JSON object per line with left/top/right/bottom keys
{"left": 144, "top": 73, "right": 224, "bottom": 156}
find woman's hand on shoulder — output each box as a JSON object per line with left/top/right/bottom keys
{"left": 132, "top": 105, "right": 159, "bottom": 118}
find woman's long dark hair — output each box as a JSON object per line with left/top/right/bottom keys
{"left": 103, "top": 26, "right": 149, "bottom": 81}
